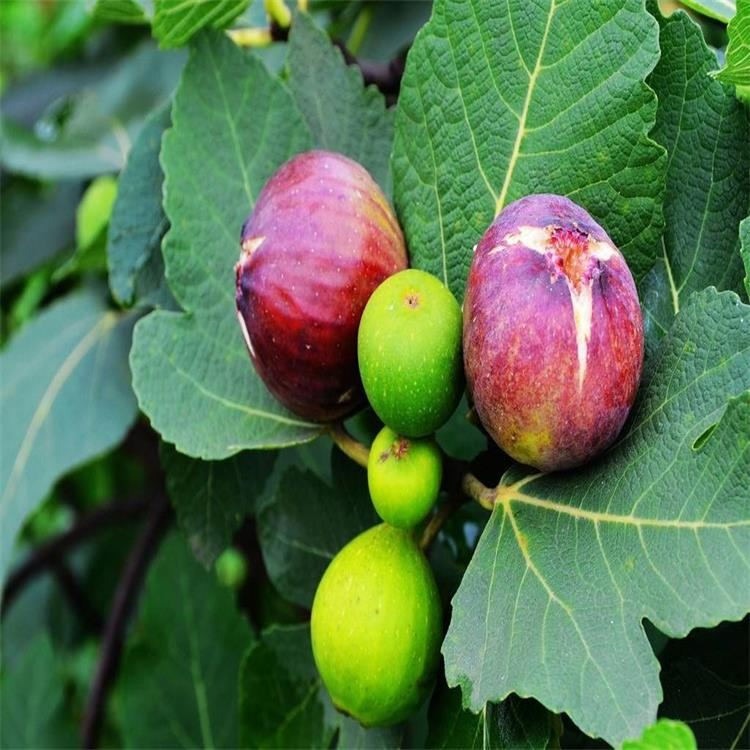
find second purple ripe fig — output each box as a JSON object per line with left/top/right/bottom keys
{"left": 463, "top": 194, "right": 644, "bottom": 472}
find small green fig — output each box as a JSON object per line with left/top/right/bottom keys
{"left": 367, "top": 426, "right": 442, "bottom": 529}
{"left": 358, "top": 269, "right": 464, "bottom": 437}
{"left": 310, "top": 524, "right": 442, "bottom": 727}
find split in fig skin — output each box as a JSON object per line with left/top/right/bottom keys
{"left": 463, "top": 194, "right": 644, "bottom": 472}
{"left": 235, "top": 150, "right": 408, "bottom": 422}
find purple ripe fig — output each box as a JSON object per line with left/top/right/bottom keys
{"left": 463, "top": 194, "right": 644, "bottom": 472}
{"left": 235, "top": 150, "right": 408, "bottom": 422}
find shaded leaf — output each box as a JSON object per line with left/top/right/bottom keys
{"left": 153, "top": 0, "right": 249, "bottom": 48}
{"left": 107, "top": 102, "right": 173, "bottom": 308}
{"left": 0, "top": 179, "right": 80, "bottom": 289}
{"left": 130, "top": 31, "right": 319, "bottom": 458}
{"left": 660, "top": 656, "right": 750, "bottom": 749}
{"left": 287, "top": 12, "right": 395, "bottom": 192}
{"left": 435, "top": 395, "right": 485, "bottom": 462}
{"left": 716, "top": 0, "right": 749, "bottom": 84}
{"left": 1, "top": 574, "right": 57, "bottom": 671}
{"left": 257, "top": 448, "right": 378, "bottom": 607}
{"left": 239, "top": 623, "right": 394, "bottom": 749}
{"left": 443, "top": 288, "right": 750, "bottom": 746}
{"left": 622, "top": 719, "right": 696, "bottom": 750}
{"left": 162, "top": 442, "right": 277, "bottom": 567}
{"left": 392, "top": 0, "right": 666, "bottom": 300}
{"left": 116, "top": 533, "right": 253, "bottom": 748}
{"left": 0, "top": 288, "right": 138, "bottom": 583}
{"left": 0, "top": 634, "right": 77, "bottom": 748}
{"left": 0, "top": 42, "right": 184, "bottom": 180}
{"left": 426, "top": 682, "right": 558, "bottom": 749}
{"left": 337, "top": 718, "right": 403, "bottom": 749}
{"left": 642, "top": 6, "right": 749, "bottom": 353}
{"left": 741, "top": 217, "right": 750, "bottom": 300}
{"left": 356, "top": 3, "right": 432, "bottom": 62}
{"left": 239, "top": 624, "right": 335, "bottom": 749}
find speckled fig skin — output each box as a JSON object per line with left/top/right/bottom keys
{"left": 235, "top": 150, "right": 408, "bottom": 422}
{"left": 463, "top": 194, "right": 644, "bottom": 472}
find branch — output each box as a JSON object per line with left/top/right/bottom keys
{"left": 2, "top": 498, "right": 149, "bottom": 615}
{"left": 328, "top": 422, "right": 370, "bottom": 468}
{"left": 81, "top": 496, "right": 172, "bottom": 749}
{"left": 336, "top": 44, "right": 407, "bottom": 98}
{"left": 420, "top": 491, "right": 467, "bottom": 551}
{"left": 228, "top": 19, "right": 407, "bottom": 99}
{"left": 419, "top": 469, "right": 499, "bottom": 551}
{"left": 52, "top": 560, "right": 104, "bottom": 634}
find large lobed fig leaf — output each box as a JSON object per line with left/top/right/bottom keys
{"left": 443, "top": 288, "right": 750, "bottom": 747}
{"left": 392, "top": 0, "right": 666, "bottom": 300}
{"left": 642, "top": 5, "right": 750, "bottom": 355}
{"left": 116, "top": 533, "right": 252, "bottom": 747}
{"left": 257, "top": 449, "right": 378, "bottom": 608}
{"left": 130, "top": 31, "right": 320, "bottom": 458}
{"left": 0, "top": 288, "right": 138, "bottom": 584}
{"left": 287, "top": 12, "right": 395, "bottom": 194}
{"left": 161, "top": 443, "right": 277, "bottom": 567}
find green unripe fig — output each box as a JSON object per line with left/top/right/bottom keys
{"left": 358, "top": 269, "right": 464, "bottom": 437}
{"left": 310, "top": 524, "right": 442, "bottom": 727}
{"left": 368, "top": 426, "right": 442, "bottom": 529}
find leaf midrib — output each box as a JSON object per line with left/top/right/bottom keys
{"left": 497, "top": 474, "right": 750, "bottom": 530}
{"left": 495, "top": 0, "right": 557, "bottom": 215}
{"left": 0, "top": 311, "right": 119, "bottom": 513}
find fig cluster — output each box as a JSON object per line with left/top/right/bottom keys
{"left": 234, "top": 150, "right": 645, "bottom": 728}
{"left": 236, "top": 150, "right": 457, "bottom": 727}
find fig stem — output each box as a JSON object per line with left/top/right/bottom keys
{"left": 420, "top": 472, "right": 497, "bottom": 552}
{"left": 227, "top": 27, "right": 273, "bottom": 47}
{"left": 419, "top": 492, "right": 466, "bottom": 551}
{"left": 328, "top": 422, "right": 370, "bottom": 468}
{"left": 461, "top": 473, "right": 495, "bottom": 510}
{"left": 264, "top": 0, "right": 292, "bottom": 28}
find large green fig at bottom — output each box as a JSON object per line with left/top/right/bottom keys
{"left": 310, "top": 524, "right": 442, "bottom": 727}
